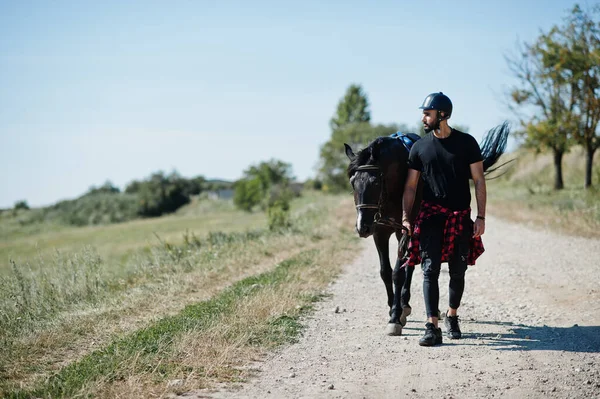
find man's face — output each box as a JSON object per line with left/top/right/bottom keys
{"left": 421, "top": 110, "right": 439, "bottom": 133}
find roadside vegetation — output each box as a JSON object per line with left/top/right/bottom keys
{"left": 487, "top": 146, "right": 600, "bottom": 238}
{"left": 1, "top": 191, "right": 358, "bottom": 398}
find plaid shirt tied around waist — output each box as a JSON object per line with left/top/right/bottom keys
{"left": 402, "top": 202, "right": 484, "bottom": 267}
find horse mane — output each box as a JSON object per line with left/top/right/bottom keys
{"left": 346, "top": 137, "right": 385, "bottom": 178}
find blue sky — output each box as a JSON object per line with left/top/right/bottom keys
{"left": 0, "top": 0, "right": 579, "bottom": 207}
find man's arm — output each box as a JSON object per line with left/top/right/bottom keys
{"left": 470, "top": 161, "right": 486, "bottom": 237}
{"left": 402, "top": 169, "right": 421, "bottom": 235}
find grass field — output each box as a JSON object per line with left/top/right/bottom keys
{"left": 486, "top": 146, "right": 600, "bottom": 238}
{"left": 0, "top": 198, "right": 266, "bottom": 272}
{"left": 0, "top": 191, "right": 359, "bottom": 398}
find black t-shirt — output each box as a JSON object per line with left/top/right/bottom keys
{"left": 408, "top": 129, "right": 483, "bottom": 211}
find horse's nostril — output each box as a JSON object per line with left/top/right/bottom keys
{"left": 358, "top": 224, "right": 371, "bottom": 237}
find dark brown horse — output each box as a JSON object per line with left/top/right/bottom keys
{"left": 344, "top": 123, "right": 509, "bottom": 335}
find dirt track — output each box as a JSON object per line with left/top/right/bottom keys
{"left": 187, "top": 215, "right": 600, "bottom": 398}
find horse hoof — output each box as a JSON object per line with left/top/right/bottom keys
{"left": 386, "top": 323, "right": 403, "bottom": 336}
{"left": 399, "top": 307, "right": 412, "bottom": 326}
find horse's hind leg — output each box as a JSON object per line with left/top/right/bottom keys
{"left": 399, "top": 262, "right": 414, "bottom": 325}
{"left": 390, "top": 258, "right": 405, "bottom": 323}
{"left": 395, "top": 231, "right": 413, "bottom": 324}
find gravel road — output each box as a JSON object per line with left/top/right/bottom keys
{"left": 187, "top": 215, "right": 600, "bottom": 398}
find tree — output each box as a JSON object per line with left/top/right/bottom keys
{"left": 136, "top": 171, "right": 190, "bottom": 217}
{"left": 506, "top": 30, "right": 577, "bottom": 190}
{"left": 551, "top": 5, "right": 600, "bottom": 188}
{"left": 506, "top": 4, "right": 600, "bottom": 190}
{"left": 329, "top": 84, "right": 371, "bottom": 131}
{"left": 233, "top": 159, "right": 294, "bottom": 211}
{"left": 318, "top": 122, "right": 406, "bottom": 191}
{"left": 86, "top": 181, "right": 120, "bottom": 196}
{"left": 14, "top": 200, "right": 29, "bottom": 210}
{"left": 244, "top": 159, "right": 294, "bottom": 192}
{"left": 233, "top": 178, "right": 263, "bottom": 211}
{"left": 183, "top": 175, "right": 206, "bottom": 196}
{"left": 124, "top": 179, "right": 142, "bottom": 194}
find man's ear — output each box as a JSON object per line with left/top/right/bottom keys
{"left": 344, "top": 143, "right": 355, "bottom": 160}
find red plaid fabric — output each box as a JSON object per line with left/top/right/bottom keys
{"left": 402, "top": 201, "right": 484, "bottom": 267}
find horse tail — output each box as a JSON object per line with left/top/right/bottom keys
{"left": 480, "top": 121, "right": 512, "bottom": 175}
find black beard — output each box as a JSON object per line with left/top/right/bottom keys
{"left": 423, "top": 118, "right": 440, "bottom": 133}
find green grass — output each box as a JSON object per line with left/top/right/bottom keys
{"left": 0, "top": 228, "right": 270, "bottom": 343}
{"left": 7, "top": 252, "right": 318, "bottom": 399}
{"left": 0, "top": 191, "right": 357, "bottom": 397}
{"left": 0, "top": 193, "right": 337, "bottom": 341}
{"left": 0, "top": 198, "right": 267, "bottom": 273}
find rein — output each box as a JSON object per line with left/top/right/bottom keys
{"left": 353, "top": 164, "right": 408, "bottom": 234}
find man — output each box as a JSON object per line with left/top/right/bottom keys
{"left": 402, "top": 92, "right": 486, "bottom": 346}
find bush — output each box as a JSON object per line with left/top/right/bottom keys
{"left": 14, "top": 200, "right": 29, "bottom": 210}
{"left": 233, "top": 178, "right": 263, "bottom": 211}
{"left": 9, "top": 172, "right": 232, "bottom": 228}
{"left": 86, "top": 181, "right": 120, "bottom": 196}
{"left": 267, "top": 199, "right": 291, "bottom": 231}
{"left": 49, "top": 193, "right": 140, "bottom": 226}
{"left": 136, "top": 172, "right": 190, "bottom": 217}
{"left": 233, "top": 159, "right": 295, "bottom": 212}
{"left": 304, "top": 179, "right": 323, "bottom": 191}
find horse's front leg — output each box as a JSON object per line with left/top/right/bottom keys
{"left": 386, "top": 232, "right": 414, "bottom": 335}
{"left": 372, "top": 230, "right": 393, "bottom": 310}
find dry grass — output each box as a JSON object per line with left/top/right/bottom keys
{"left": 487, "top": 146, "right": 600, "bottom": 238}
{"left": 2, "top": 193, "right": 359, "bottom": 398}
{"left": 113, "top": 198, "right": 357, "bottom": 398}
{"left": 106, "top": 234, "right": 356, "bottom": 398}
{"left": 7, "top": 233, "right": 320, "bottom": 387}
{"left": 487, "top": 193, "right": 600, "bottom": 239}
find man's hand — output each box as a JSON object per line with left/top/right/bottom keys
{"left": 473, "top": 218, "right": 485, "bottom": 237}
{"left": 402, "top": 219, "right": 413, "bottom": 236}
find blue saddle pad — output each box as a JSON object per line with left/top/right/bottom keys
{"left": 390, "top": 132, "right": 421, "bottom": 152}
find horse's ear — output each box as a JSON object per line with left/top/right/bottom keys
{"left": 344, "top": 143, "right": 355, "bottom": 160}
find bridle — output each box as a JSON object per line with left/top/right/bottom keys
{"left": 354, "top": 165, "right": 380, "bottom": 211}
{"left": 352, "top": 164, "right": 407, "bottom": 234}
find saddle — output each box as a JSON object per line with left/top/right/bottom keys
{"left": 389, "top": 132, "right": 421, "bottom": 153}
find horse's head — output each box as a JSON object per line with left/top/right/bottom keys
{"left": 345, "top": 137, "right": 407, "bottom": 238}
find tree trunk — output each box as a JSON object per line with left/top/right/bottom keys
{"left": 585, "top": 146, "right": 596, "bottom": 189}
{"left": 553, "top": 149, "right": 564, "bottom": 190}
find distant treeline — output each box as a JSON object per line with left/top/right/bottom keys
{"left": 11, "top": 172, "right": 233, "bottom": 227}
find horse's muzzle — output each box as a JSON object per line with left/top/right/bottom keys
{"left": 356, "top": 221, "right": 373, "bottom": 238}
{"left": 356, "top": 210, "right": 375, "bottom": 238}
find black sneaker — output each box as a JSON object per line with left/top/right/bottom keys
{"left": 444, "top": 313, "right": 462, "bottom": 339}
{"left": 418, "top": 322, "right": 443, "bottom": 346}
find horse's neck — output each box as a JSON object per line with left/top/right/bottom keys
{"left": 383, "top": 175, "right": 404, "bottom": 218}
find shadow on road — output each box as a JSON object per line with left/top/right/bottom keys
{"left": 462, "top": 320, "right": 600, "bottom": 353}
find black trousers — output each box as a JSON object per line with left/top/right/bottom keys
{"left": 420, "top": 214, "right": 471, "bottom": 318}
